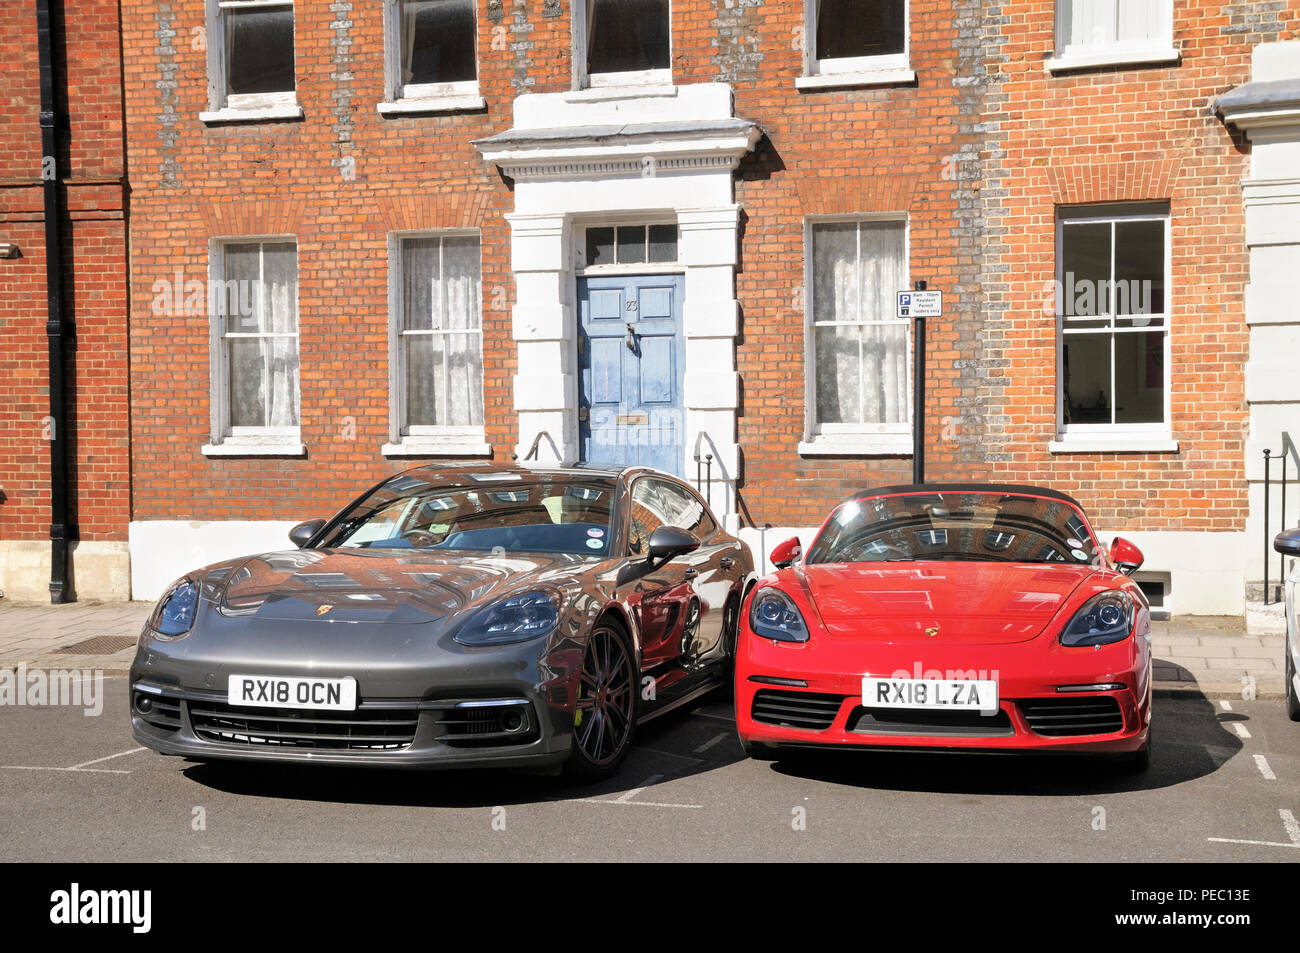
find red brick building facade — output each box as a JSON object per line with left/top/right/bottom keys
{"left": 0, "top": 0, "right": 131, "bottom": 601}
{"left": 116, "top": 0, "right": 1299, "bottom": 613}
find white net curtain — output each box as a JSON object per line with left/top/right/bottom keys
{"left": 812, "top": 220, "right": 909, "bottom": 428}
{"left": 223, "top": 241, "right": 300, "bottom": 429}
{"left": 401, "top": 235, "right": 484, "bottom": 429}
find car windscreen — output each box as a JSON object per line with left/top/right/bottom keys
{"left": 318, "top": 477, "right": 616, "bottom": 556}
{"left": 804, "top": 491, "right": 1100, "bottom": 565}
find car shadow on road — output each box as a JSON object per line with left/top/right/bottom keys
{"left": 179, "top": 696, "right": 745, "bottom": 809}
{"left": 766, "top": 692, "right": 1245, "bottom": 797}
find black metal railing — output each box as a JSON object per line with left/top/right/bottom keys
{"left": 693, "top": 430, "right": 733, "bottom": 518}
{"left": 1262, "top": 432, "right": 1300, "bottom": 604}
{"left": 520, "top": 430, "right": 557, "bottom": 463}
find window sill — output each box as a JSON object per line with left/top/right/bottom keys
{"left": 202, "top": 440, "right": 306, "bottom": 457}
{"left": 382, "top": 438, "right": 493, "bottom": 457}
{"left": 799, "top": 434, "right": 913, "bottom": 457}
{"left": 199, "top": 103, "right": 304, "bottom": 125}
{"left": 562, "top": 84, "right": 678, "bottom": 102}
{"left": 377, "top": 95, "right": 487, "bottom": 116}
{"left": 1048, "top": 437, "right": 1179, "bottom": 454}
{"left": 795, "top": 69, "right": 917, "bottom": 91}
{"left": 1045, "top": 47, "right": 1179, "bottom": 73}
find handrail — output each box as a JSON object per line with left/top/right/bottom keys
{"left": 692, "top": 430, "right": 734, "bottom": 518}
{"left": 1283, "top": 431, "right": 1300, "bottom": 471}
{"left": 521, "top": 430, "right": 559, "bottom": 463}
{"left": 1262, "top": 431, "right": 1300, "bottom": 605}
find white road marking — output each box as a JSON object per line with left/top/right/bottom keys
{"left": 1280, "top": 809, "right": 1300, "bottom": 845}
{"left": 688, "top": 710, "right": 735, "bottom": 724}
{"left": 0, "top": 765, "right": 131, "bottom": 775}
{"left": 1233, "top": 723, "right": 1252, "bottom": 739}
{"left": 1207, "top": 809, "right": 1300, "bottom": 850}
{"left": 583, "top": 799, "right": 704, "bottom": 809}
{"left": 694, "top": 731, "right": 729, "bottom": 753}
{"left": 634, "top": 746, "right": 702, "bottom": 763}
{"left": 580, "top": 774, "right": 703, "bottom": 809}
{"left": 1254, "top": 755, "right": 1277, "bottom": 780}
{"left": 1220, "top": 700, "right": 1233, "bottom": 711}
{"left": 1206, "top": 837, "right": 1300, "bottom": 849}
{"left": 69, "top": 747, "right": 147, "bottom": 769}
{"left": 1, "top": 744, "right": 148, "bottom": 776}
{"left": 616, "top": 774, "right": 661, "bottom": 802}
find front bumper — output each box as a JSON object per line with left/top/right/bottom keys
{"left": 735, "top": 627, "right": 1151, "bottom": 756}
{"left": 129, "top": 632, "right": 583, "bottom": 771}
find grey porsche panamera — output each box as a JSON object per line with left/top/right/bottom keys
{"left": 129, "top": 463, "right": 756, "bottom": 781}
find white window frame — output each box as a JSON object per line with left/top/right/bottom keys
{"left": 201, "top": 0, "right": 302, "bottom": 124}
{"left": 573, "top": 0, "right": 673, "bottom": 91}
{"left": 378, "top": 0, "right": 486, "bottom": 115}
{"left": 1051, "top": 204, "right": 1176, "bottom": 453}
{"left": 1046, "top": 0, "right": 1177, "bottom": 73}
{"left": 795, "top": 0, "right": 916, "bottom": 91}
{"left": 203, "top": 237, "right": 305, "bottom": 457}
{"left": 383, "top": 231, "right": 491, "bottom": 457}
{"left": 799, "top": 213, "right": 913, "bottom": 457}
{"left": 575, "top": 220, "right": 681, "bottom": 275}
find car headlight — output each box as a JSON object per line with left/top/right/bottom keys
{"left": 150, "top": 578, "right": 199, "bottom": 639}
{"left": 453, "top": 591, "right": 560, "bottom": 646}
{"left": 1060, "top": 590, "right": 1134, "bottom": 647}
{"left": 749, "top": 588, "right": 810, "bottom": 643}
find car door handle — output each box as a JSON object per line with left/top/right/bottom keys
{"left": 684, "top": 568, "right": 697, "bottom": 580}
{"left": 720, "top": 557, "right": 735, "bottom": 570}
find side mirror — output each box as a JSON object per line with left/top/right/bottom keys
{"left": 1109, "top": 537, "right": 1144, "bottom": 575}
{"left": 770, "top": 536, "right": 802, "bottom": 570}
{"left": 647, "top": 525, "right": 700, "bottom": 564}
{"left": 289, "top": 518, "right": 327, "bottom": 549}
{"left": 1275, "top": 527, "right": 1300, "bottom": 557}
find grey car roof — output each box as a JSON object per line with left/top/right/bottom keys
{"left": 391, "top": 460, "right": 662, "bottom": 487}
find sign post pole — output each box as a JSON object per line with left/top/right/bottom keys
{"left": 897, "top": 282, "right": 940, "bottom": 485}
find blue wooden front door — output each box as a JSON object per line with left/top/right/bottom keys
{"left": 578, "top": 274, "right": 685, "bottom": 475}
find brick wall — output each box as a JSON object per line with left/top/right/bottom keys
{"left": 0, "top": 1, "right": 129, "bottom": 547}
{"left": 121, "top": 0, "right": 1294, "bottom": 538}
{"left": 977, "top": 0, "right": 1296, "bottom": 530}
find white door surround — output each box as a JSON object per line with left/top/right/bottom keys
{"left": 474, "top": 83, "right": 760, "bottom": 525}
{"left": 1217, "top": 42, "right": 1300, "bottom": 595}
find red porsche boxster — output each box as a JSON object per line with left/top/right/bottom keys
{"left": 735, "top": 484, "right": 1153, "bottom": 770}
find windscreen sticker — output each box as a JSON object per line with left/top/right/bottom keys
{"left": 587, "top": 528, "right": 605, "bottom": 538}
{"left": 1071, "top": 548, "right": 1089, "bottom": 561}
{"left": 586, "top": 538, "right": 604, "bottom": 550}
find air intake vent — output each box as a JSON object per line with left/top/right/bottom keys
{"left": 750, "top": 689, "right": 844, "bottom": 731}
{"left": 134, "top": 691, "right": 181, "bottom": 732}
{"left": 190, "top": 703, "right": 419, "bottom": 750}
{"left": 847, "top": 706, "right": 1014, "bottom": 738}
{"left": 1019, "top": 697, "right": 1124, "bottom": 737}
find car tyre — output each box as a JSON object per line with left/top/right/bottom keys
{"left": 1285, "top": 632, "right": 1300, "bottom": 722}
{"left": 738, "top": 734, "right": 778, "bottom": 761}
{"left": 563, "top": 619, "right": 638, "bottom": 784}
{"left": 1123, "top": 736, "right": 1152, "bottom": 773}
{"left": 721, "top": 593, "right": 741, "bottom": 676}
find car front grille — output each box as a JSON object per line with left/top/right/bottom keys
{"left": 846, "top": 706, "right": 1015, "bottom": 738}
{"left": 750, "top": 689, "right": 845, "bottom": 731}
{"left": 1018, "top": 696, "right": 1125, "bottom": 737}
{"left": 189, "top": 702, "right": 419, "bottom": 750}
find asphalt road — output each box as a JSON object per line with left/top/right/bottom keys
{"left": 1, "top": 680, "right": 1297, "bottom": 862}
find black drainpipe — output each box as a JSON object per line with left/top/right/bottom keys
{"left": 37, "top": 0, "right": 75, "bottom": 603}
